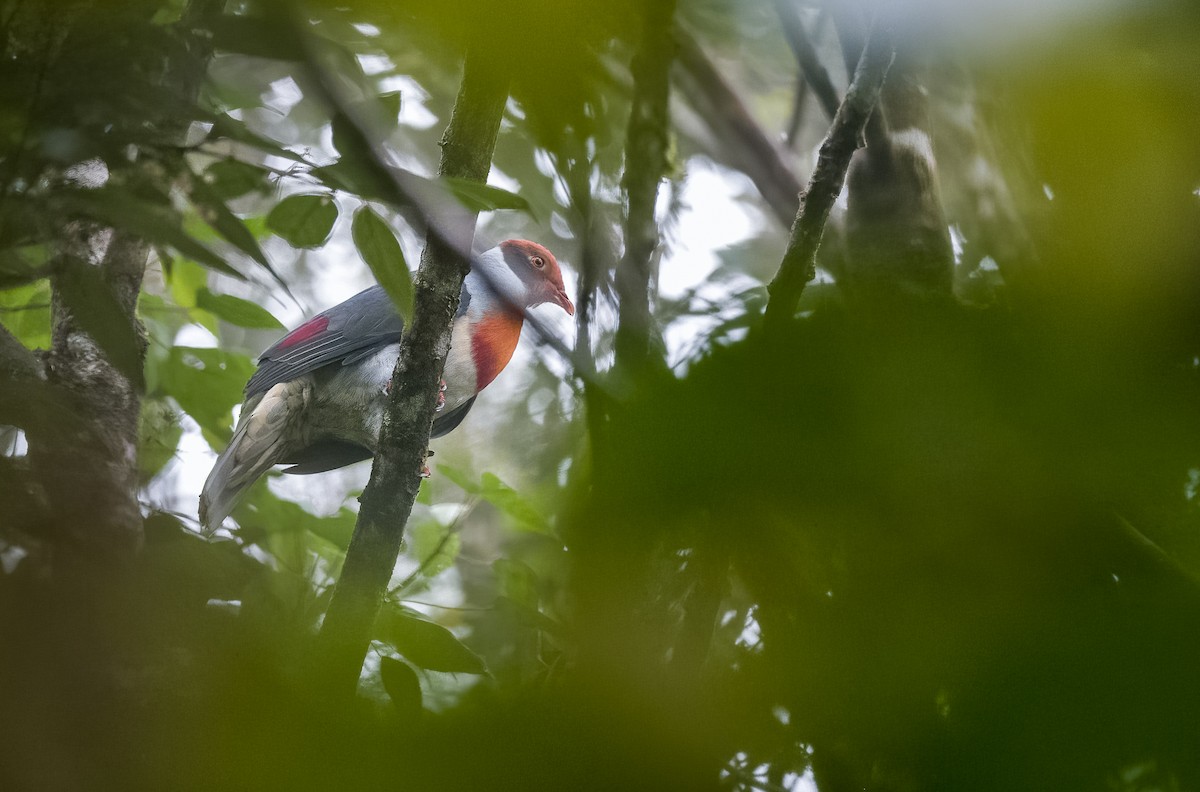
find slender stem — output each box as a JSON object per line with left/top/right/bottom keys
{"left": 773, "top": 0, "right": 841, "bottom": 121}
{"left": 763, "top": 23, "right": 894, "bottom": 333}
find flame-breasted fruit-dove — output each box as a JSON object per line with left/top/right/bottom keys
{"left": 199, "top": 239, "right": 572, "bottom": 530}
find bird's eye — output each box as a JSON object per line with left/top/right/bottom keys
{"left": 530, "top": 256, "right": 545, "bottom": 270}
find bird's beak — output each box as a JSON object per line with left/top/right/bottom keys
{"left": 552, "top": 288, "right": 575, "bottom": 316}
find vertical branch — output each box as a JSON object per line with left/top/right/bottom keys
{"left": 317, "top": 49, "right": 509, "bottom": 695}
{"left": 614, "top": 0, "right": 676, "bottom": 375}
{"left": 763, "top": 24, "right": 894, "bottom": 333}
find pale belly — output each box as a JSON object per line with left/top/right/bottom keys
{"left": 306, "top": 337, "right": 477, "bottom": 452}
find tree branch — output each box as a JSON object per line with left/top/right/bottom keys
{"left": 614, "top": 0, "right": 677, "bottom": 375}
{"left": 316, "top": 48, "right": 510, "bottom": 695}
{"left": 0, "top": 322, "right": 57, "bottom": 439}
{"left": 672, "top": 26, "right": 803, "bottom": 230}
{"left": 763, "top": 23, "right": 894, "bottom": 333}
{"left": 0, "top": 320, "right": 43, "bottom": 387}
{"left": 772, "top": 0, "right": 841, "bottom": 121}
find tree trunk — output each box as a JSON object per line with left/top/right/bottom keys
{"left": 317, "top": 48, "right": 510, "bottom": 695}
{"left": 614, "top": 0, "right": 677, "bottom": 376}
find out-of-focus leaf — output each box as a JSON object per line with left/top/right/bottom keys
{"left": 205, "top": 159, "right": 271, "bottom": 200}
{"left": 161, "top": 257, "right": 218, "bottom": 336}
{"left": 56, "top": 257, "right": 144, "bottom": 390}
{"left": 493, "top": 595, "right": 566, "bottom": 640}
{"left": 158, "top": 346, "right": 255, "bottom": 441}
{"left": 59, "top": 187, "right": 244, "bottom": 280}
{"left": 266, "top": 194, "right": 338, "bottom": 249}
{"left": 409, "top": 519, "right": 461, "bottom": 579}
{"left": 166, "top": 258, "right": 208, "bottom": 308}
{"left": 196, "top": 288, "right": 283, "bottom": 329}
{"left": 233, "top": 485, "right": 358, "bottom": 550}
{"left": 442, "top": 177, "right": 532, "bottom": 215}
{"left": 0, "top": 280, "right": 51, "bottom": 349}
{"left": 187, "top": 163, "right": 290, "bottom": 289}
{"left": 207, "top": 14, "right": 303, "bottom": 61}
{"left": 380, "top": 91, "right": 402, "bottom": 122}
{"left": 313, "top": 161, "right": 406, "bottom": 206}
{"left": 378, "top": 606, "right": 488, "bottom": 675}
{"left": 0, "top": 246, "right": 50, "bottom": 290}
{"left": 140, "top": 511, "right": 265, "bottom": 602}
{"left": 352, "top": 206, "right": 413, "bottom": 318}
{"left": 208, "top": 114, "right": 308, "bottom": 163}
{"left": 439, "top": 465, "right": 553, "bottom": 534}
{"left": 493, "top": 558, "right": 538, "bottom": 609}
{"left": 379, "top": 656, "right": 423, "bottom": 719}
{"left": 138, "top": 398, "right": 181, "bottom": 484}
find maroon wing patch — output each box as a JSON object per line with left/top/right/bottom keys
{"left": 276, "top": 315, "right": 329, "bottom": 349}
{"left": 243, "top": 286, "right": 405, "bottom": 398}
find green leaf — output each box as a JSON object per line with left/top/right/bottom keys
{"left": 166, "top": 258, "right": 208, "bottom": 308}
{"left": 204, "top": 158, "right": 271, "bottom": 201}
{"left": 161, "top": 257, "right": 218, "bottom": 336}
{"left": 266, "top": 194, "right": 338, "bottom": 249}
{"left": 379, "top": 657, "right": 423, "bottom": 719}
{"left": 377, "top": 607, "right": 487, "bottom": 675}
{"left": 493, "top": 595, "right": 566, "bottom": 640}
{"left": 138, "top": 398, "right": 182, "bottom": 484}
{"left": 233, "top": 485, "right": 358, "bottom": 551}
{"left": 188, "top": 164, "right": 275, "bottom": 274}
{"left": 196, "top": 288, "right": 284, "bottom": 329}
{"left": 351, "top": 206, "right": 413, "bottom": 318}
{"left": 0, "top": 280, "right": 51, "bottom": 349}
{"left": 493, "top": 558, "right": 538, "bottom": 609}
{"left": 158, "top": 346, "right": 255, "bottom": 441}
{"left": 442, "top": 177, "right": 532, "bottom": 215}
{"left": 312, "top": 161, "right": 407, "bottom": 206}
{"left": 438, "top": 465, "right": 553, "bottom": 534}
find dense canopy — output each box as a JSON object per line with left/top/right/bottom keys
{"left": 2, "top": 1, "right": 1199, "bottom": 790}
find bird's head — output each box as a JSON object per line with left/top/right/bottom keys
{"left": 477, "top": 239, "right": 574, "bottom": 316}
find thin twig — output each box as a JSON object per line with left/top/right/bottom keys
{"left": 773, "top": 0, "right": 841, "bottom": 121}
{"left": 763, "top": 22, "right": 894, "bottom": 333}
{"left": 614, "top": 0, "right": 677, "bottom": 375}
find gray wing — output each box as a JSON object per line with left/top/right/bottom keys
{"left": 246, "top": 285, "right": 404, "bottom": 398}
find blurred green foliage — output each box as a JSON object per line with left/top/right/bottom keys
{"left": 2, "top": 0, "right": 1200, "bottom": 791}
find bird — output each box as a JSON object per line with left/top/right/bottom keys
{"left": 199, "top": 239, "right": 573, "bottom": 530}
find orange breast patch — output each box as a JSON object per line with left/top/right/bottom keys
{"left": 470, "top": 310, "right": 524, "bottom": 391}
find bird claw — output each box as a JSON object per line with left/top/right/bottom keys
{"left": 435, "top": 380, "right": 447, "bottom": 413}
{"left": 420, "top": 464, "right": 432, "bottom": 479}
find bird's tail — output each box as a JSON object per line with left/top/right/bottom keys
{"left": 199, "top": 381, "right": 308, "bottom": 531}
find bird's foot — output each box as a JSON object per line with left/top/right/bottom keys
{"left": 435, "top": 379, "right": 447, "bottom": 413}
{"left": 420, "top": 464, "right": 432, "bottom": 479}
